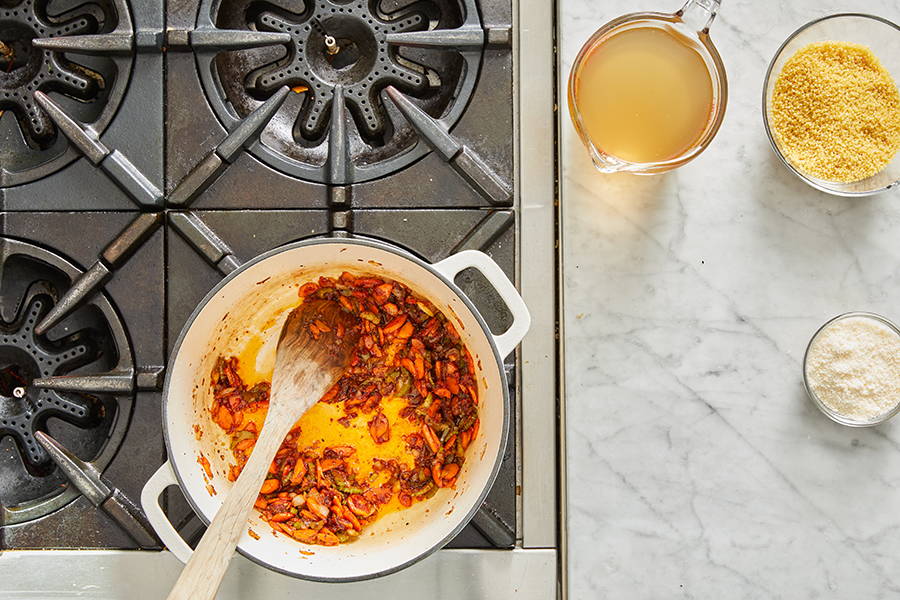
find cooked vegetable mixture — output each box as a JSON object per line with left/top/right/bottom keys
{"left": 209, "top": 272, "right": 480, "bottom": 546}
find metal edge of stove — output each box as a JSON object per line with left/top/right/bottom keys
{"left": 518, "top": 0, "right": 563, "bottom": 597}
{"left": 517, "top": 0, "right": 561, "bottom": 563}
{"left": 0, "top": 549, "right": 557, "bottom": 599}
{"left": 549, "top": 0, "right": 567, "bottom": 597}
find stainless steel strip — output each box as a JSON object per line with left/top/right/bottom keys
{"left": 553, "top": 2, "right": 568, "bottom": 597}
{"left": 0, "top": 549, "right": 557, "bottom": 599}
{"left": 517, "top": 0, "right": 560, "bottom": 551}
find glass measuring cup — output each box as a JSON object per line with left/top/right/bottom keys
{"left": 568, "top": 0, "right": 728, "bottom": 174}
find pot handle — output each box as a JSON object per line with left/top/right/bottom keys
{"left": 140, "top": 460, "right": 193, "bottom": 563}
{"left": 433, "top": 250, "right": 531, "bottom": 359}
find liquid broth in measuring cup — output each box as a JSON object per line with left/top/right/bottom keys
{"left": 573, "top": 26, "right": 714, "bottom": 164}
{"left": 568, "top": 1, "right": 726, "bottom": 174}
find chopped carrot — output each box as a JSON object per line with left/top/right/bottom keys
{"left": 260, "top": 479, "right": 280, "bottom": 494}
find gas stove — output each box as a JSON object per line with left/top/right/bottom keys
{"left": 0, "top": 0, "right": 559, "bottom": 597}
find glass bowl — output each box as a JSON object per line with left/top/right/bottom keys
{"left": 803, "top": 312, "right": 900, "bottom": 427}
{"left": 762, "top": 14, "right": 900, "bottom": 196}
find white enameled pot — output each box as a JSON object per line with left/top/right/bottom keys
{"left": 140, "top": 238, "right": 530, "bottom": 582}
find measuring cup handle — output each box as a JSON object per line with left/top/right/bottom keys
{"left": 678, "top": 0, "right": 720, "bottom": 33}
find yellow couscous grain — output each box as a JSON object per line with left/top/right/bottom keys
{"left": 770, "top": 41, "right": 900, "bottom": 183}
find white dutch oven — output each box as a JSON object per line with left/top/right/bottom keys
{"left": 140, "top": 238, "right": 530, "bottom": 582}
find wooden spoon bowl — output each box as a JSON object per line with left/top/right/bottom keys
{"left": 166, "top": 298, "right": 360, "bottom": 600}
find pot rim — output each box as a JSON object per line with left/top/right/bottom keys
{"left": 161, "top": 236, "right": 512, "bottom": 582}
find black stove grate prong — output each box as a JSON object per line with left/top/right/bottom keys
{"left": 31, "top": 33, "right": 134, "bottom": 55}
{"left": 383, "top": 86, "right": 513, "bottom": 205}
{"left": 188, "top": 28, "right": 291, "bottom": 52}
{"left": 32, "top": 371, "right": 136, "bottom": 395}
{"left": 327, "top": 85, "right": 351, "bottom": 184}
{"left": 33, "top": 431, "right": 160, "bottom": 548}
{"left": 451, "top": 210, "right": 515, "bottom": 254}
{"left": 30, "top": 90, "right": 106, "bottom": 161}
{"left": 470, "top": 500, "right": 516, "bottom": 548}
{"left": 216, "top": 86, "right": 290, "bottom": 162}
{"left": 169, "top": 213, "right": 243, "bottom": 275}
{"left": 384, "top": 85, "right": 456, "bottom": 156}
{"left": 34, "top": 213, "right": 163, "bottom": 336}
{"left": 31, "top": 92, "right": 164, "bottom": 208}
{"left": 169, "top": 86, "right": 291, "bottom": 206}
{"left": 33, "top": 262, "right": 109, "bottom": 336}
{"left": 385, "top": 24, "right": 485, "bottom": 50}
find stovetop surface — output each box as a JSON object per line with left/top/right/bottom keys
{"left": 0, "top": 0, "right": 518, "bottom": 551}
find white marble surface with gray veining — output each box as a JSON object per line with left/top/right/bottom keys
{"left": 561, "top": 1, "right": 900, "bottom": 598}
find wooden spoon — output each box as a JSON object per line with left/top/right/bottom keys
{"left": 166, "top": 298, "right": 359, "bottom": 600}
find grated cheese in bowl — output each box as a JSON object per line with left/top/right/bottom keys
{"left": 804, "top": 313, "right": 900, "bottom": 426}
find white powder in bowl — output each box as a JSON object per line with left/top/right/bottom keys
{"left": 805, "top": 315, "right": 900, "bottom": 423}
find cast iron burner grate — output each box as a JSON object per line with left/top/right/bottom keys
{"left": 197, "top": 0, "right": 483, "bottom": 183}
{"left": 251, "top": 3, "right": 429, "bottom": 141}
{"left": 0, "top": 238, "right": 134, "bottom": 525}
{"left": 0, "top": 287, "right": 97, "bottom": 473}
{"left": 0, "top": 0, "right": 133, "bottom": 186}
{"left": 0, "top": 0, "right": 99, "bottom": 147}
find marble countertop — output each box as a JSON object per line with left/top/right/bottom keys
{"left": 560, "top": 0, "right": 900, "bottom": 597}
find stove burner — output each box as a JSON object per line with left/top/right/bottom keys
{"left": 0, "top": 1, "right": 99, "bottom": 148}
{"left": 0, "top": 0, "right": 133, "bottom": 187}
{"left": 0, "top": 238, "right": 133, "bottom": 525}
{"left": 251, "top": 3, "right": 429, "bottom": 142}
{"left": 199, "top": 0, "right": 483, "bottom": 183}
{"left": 0, "top": 289, "right": 98, "bottom": 475}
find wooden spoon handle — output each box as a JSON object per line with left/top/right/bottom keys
{"left": 165, "top": 414, "right": 292, "bottom": 600}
